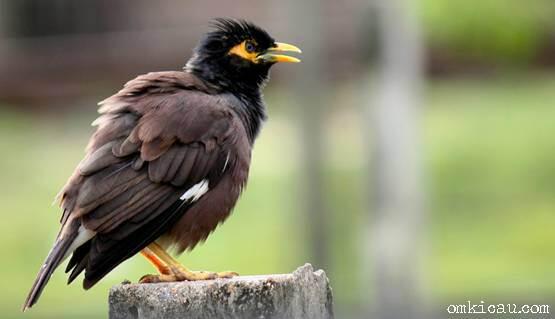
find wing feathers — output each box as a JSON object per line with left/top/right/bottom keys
{"left": 76, "top": 166, "right": 145, "bottom": 211}
{"left": 148, "top": 146, "right": 179, "bottom": 183}
{"left": 172, "top": 146, "right": 199, "bottom": 186}
{"left": 163, "top": 145, "right": 188, "bottom": 182}
{"left": 78, "top": 141, "right": 122, "bottom": 176}
{"left": 113, "top": 137, "right": 140, "bottom": 157}
{"left": 88, "top": 181, "right": 173, "bottom": 234}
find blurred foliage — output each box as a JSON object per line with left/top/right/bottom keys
{"left": 424, "top": 74, "right": 555, "bottom": 299}
{"left": 421, "top": 0, "right": 555, "bottom": 63}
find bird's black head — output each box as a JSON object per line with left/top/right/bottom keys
{"left": 185, "top": 18, "right": 301, "bottom": 94}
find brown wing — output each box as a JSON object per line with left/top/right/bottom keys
{"left": 58, "top": 71, "right": 250, "bottom": 289}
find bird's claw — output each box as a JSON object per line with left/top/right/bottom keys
{"left": 139, "top": 269, "right": 238, "bottom": 283}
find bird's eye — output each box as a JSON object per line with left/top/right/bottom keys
{"left": 245, "top": 41, "right": 256, "bottom": 53}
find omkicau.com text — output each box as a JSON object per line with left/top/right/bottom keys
{"left": 447, "top": 300, "right": 549, "bottom": 315}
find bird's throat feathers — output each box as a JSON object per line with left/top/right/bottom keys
{"left": 234, "top": 90, "right": 267, "bottom": 143}
{"left": 185, "top": 55, "right": 268, "bottom": 143}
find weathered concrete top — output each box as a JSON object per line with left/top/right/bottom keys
{"left": 109, "top": 263, "right": 334, "bottom": 319}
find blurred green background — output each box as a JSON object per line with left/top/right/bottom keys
{"left": 1, "top": 0, "right": 555, "bottom": 318}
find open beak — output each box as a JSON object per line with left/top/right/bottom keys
{"left": 257, "top": 42, "right": 302, "bottom": 63}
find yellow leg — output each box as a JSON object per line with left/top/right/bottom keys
{"left": 140, "top": 247, "right": 171, "bottom": 275}
{"left": 139, "top": 242, "right": 238, "bottom": 283}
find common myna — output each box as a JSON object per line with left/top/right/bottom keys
{"left": 23, "top": 18, "right": 301, "bottom": 310}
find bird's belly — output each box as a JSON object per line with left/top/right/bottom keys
{"left": 166, "top": 170, "right": 246, "bottom": 253}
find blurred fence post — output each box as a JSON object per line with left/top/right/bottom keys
{"left": 364, "top": 0, "right": 427, "bottom": 318}
{"left": 283, "top": 0, "right": 330, "bottom": 270}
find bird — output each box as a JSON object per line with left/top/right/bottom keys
{"left": 22, "top": 18, "right": 301, "bottom": 311}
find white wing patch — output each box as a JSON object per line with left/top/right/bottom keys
{"left": 222, "top": 152, "right": 230, "bottom": 173}
{"left": 63, "top": 225, "right": 96, "bottom": 262}
{"left": 180, "top": 179, "right": 209, "bottom": 202}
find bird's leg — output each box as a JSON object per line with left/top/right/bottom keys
{"left": 140, "top": 247, "right": 172, "bottom": 275}
{"left": 139, "top": 242, "right": 238, "bottom": 283}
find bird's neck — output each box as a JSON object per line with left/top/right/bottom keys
{"left": 233, "top": 91, "right": 267, "bottom": 143}
{"left": 185, "top": 67, "right": 267, "bottom": 143}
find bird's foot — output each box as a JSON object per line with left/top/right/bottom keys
{"left": 139, "top": 266, "right": 238, "bottom": 283}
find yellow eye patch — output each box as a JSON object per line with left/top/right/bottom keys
{"left": 228, "top": 41, "right": 259, "bottom": 63}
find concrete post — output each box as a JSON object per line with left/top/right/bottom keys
{"left": 109, "top": 264, "right": 334, "bottom": 319}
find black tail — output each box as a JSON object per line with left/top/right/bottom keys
{"left": 22, "top": 232, "right": 76, "bottom": 311}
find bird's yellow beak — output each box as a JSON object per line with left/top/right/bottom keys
{"left": 257, "top": 42, "right": 302, "bottom": 63}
